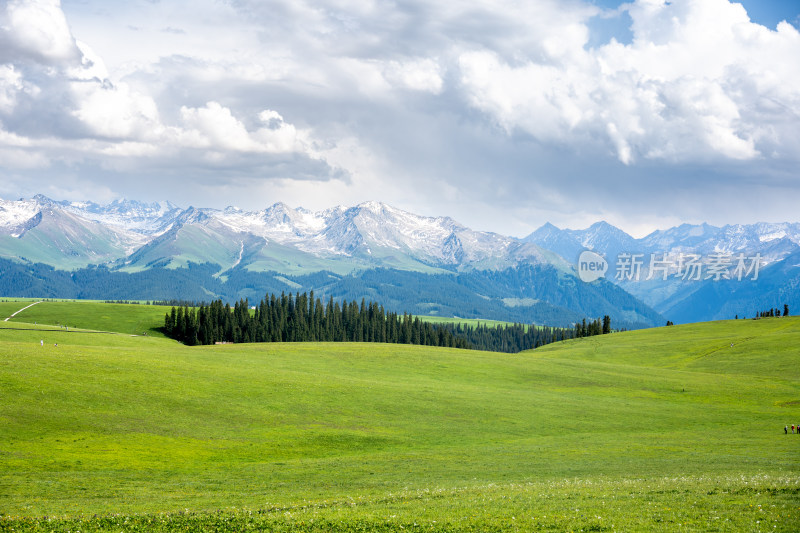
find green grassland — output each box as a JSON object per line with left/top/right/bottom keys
{"left": 0, "top": 301, "right": 798, "bottom": 531}
{"left": 3, "top": 300, "right": 169, "bottom": 337}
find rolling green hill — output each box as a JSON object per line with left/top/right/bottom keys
{"left": 0, "top": 303, "right": 798, "bottom": 531}
{"left": 3, "top": 300, "right": 168, "bottom": 337}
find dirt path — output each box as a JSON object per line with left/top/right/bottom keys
{"left": 4, "top": 301, "right": 42, "bottom": 321}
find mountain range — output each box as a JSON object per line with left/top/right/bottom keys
{"left": 0, "top": 195, "right": 564, "bottom": 274}
{"left": 1, "top": 194, "right": 798, "bottom": 326}
{"left": 523, "top": 219, "right": 800, "bottom": 322}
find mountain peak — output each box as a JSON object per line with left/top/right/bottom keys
{"left": 525, "top": 222, "right": 566, "bottom": 241}
{"left": 355, "top": 200, "right": 392, "bottom": 215}
{"left": 585, "top": 221, "right": 631, "bottom": 237}
{"left": 268, "top": 201, "right": 294, "bottom": 212}
{"left": 32, "top": 194, "right": 56, "bottom": 205}
{"left": 5, "top": 193, "right": 800, "bottom": 281}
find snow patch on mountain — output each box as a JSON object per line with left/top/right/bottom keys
{"left": 60, "top": 198, "right": 181, "bottom": 234}
{"left": 4, "top": 193, "right": 800, "bottom": 278}
{"left": 529, "top": 220, "right": 800, "bottom": 266}
{"left": 0, "top": 198, "right": 40, "bottom": 237}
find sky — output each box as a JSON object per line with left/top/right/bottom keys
{"left": 0, "top": 0, "right": 799, "bottom": 238}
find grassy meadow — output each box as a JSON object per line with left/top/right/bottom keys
{"left": 2, "top": 300, "right": 168, "bottom": 337}
{"left": 0, "top": 300, "right": 798, "bottom": 531}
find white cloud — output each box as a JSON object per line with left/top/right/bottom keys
{"left": 1, "top": 0, "right": 800, "bottom": 235}
{"left": 0, "top": 64, "right": 24, "bottom": 113}
{"left": 457, "top": 0, "right": 800, "bottom": 165}
{"left": 71, "top": 78, "right": 162, "bottom": 141}
{"left": 179, "top": 102, "right": 258, "bottom": 152}
{"left": 382, "top": 58, "right": 444, "bottom": 94}
{"left": 177, "top": 102, "right": 307, "bottom": 154}
{"left": 0, "top": 0, "right": 80, "bottom": 65}
{"left": 0, "top": 0, "right": 336, "bottom": 180}
{"left": 458, "top": 50, "right": 596, "bottom": 141}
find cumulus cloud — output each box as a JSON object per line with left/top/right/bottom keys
{"left": 1, "top": 0, "right": 799, "bottom": 233}
{"left": 0, "top": 0, "right": 80, "bottom": 65}
{"left": 457, "top": 0, "right": 800, "bottom": 165}
{"left": 221, "top": 0, "right": 799, "bottom": 167}
{"left": 177, "top": 103, "right": 306, "bottom": 154}
{"left": 0, "top": 0, "right": 337, "bottom": 179}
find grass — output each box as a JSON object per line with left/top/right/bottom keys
{"left": 534, "top": 317, "right": 800, "bottom": 378}
{"left": 3, "top": 300, "right": 169, "bottom": 337}
{"left": 0, "top": 302, "right": 798, "bottom": 531}
{"left": 4, "top": 476, "right": 798, "bottom": 531}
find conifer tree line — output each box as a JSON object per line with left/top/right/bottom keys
{"left": 438, "top": 321, "right": 581, "bottom": 353}
{"left": 755, "top": 304, "right": 789, "bottom": 318}
{"left": 163, "top": 291, "right": 613, "bottom": 353}
{"left": 573, "top": 316, "right": 612, "bottom": 338}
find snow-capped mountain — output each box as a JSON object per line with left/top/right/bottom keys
{"left": 0, "top": 195, "right": 564, "bottom": 274}
{"left": 6, "top": 194, "right": 666, "bottom": 328}
{"left": 0, "top": 196, "right": 41, "bottom": 238}
{"left": 639, "top": 223, "right": 722, "bottom": 252}
{"left": 211, "top": 200, "right": 526, "bottom": 265}
{"left": 522, "top": 221, "right": 638, "bottom": 265}
{"left": 58, "top": 197, "right": 182, "bottom": 234}
{"left": 526, "top": 221, "right": 800, "bottom": 266}
{"left": 4, "top": 194, "right": 799, "bottom": 277}
{"left": 701, "top": 223, "right": 800, "bottom": 260}
{"left": 0, "top": 195, "right": 152, "bottom": 269}
{"left": 522, "top": 222, "right": 584, "bottom": 264}
{"left": 525, "top": 220, "right": 800, "bottom": 322}
{"left": 13, "top": 195, "right": 183, "bottom": 234}
{"left": 146, "top": 200, "right": 563, "bottom": 273}
{"left": 3, "top": 194, "right": 800, "bottom": 326}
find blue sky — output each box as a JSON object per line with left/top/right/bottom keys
{"left": 1, "top": 0, "right": 799, "bottom": 237}
{"left": 591, "top": 0, "right": 799, "bottom": 28}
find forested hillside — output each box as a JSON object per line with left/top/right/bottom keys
{"left": 0, "top": 259, "right": 663, "bottom": 329}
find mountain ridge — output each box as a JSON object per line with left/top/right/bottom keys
{"left": 525, "top": 220, "right": 800, "bottom": 323}
{"left": 0, "top": 194, "right": 665, "bottom": 328}
{"left": 2, "top": 194, "right": 798, "bottom": 325}
{"left": 1, "top": 194, "right": 569, "bottom": 274}
{"left": 7, "top": 194, "right": 799, "bottom": 271}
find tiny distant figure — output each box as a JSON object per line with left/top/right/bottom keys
{"left": 786, "top": 426, "right": 790, "bottom": 434}
{"left": 54, "top": 343, "right": 57, "bottom": 347}
{"left": 40, "top": 339, "right": 43, "bottom": 347}
{"left": 730, "top": 343, "right": 733, "bottom": 348}
{"left": 793, "top": 425, "right": 796, "bottom": 434}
